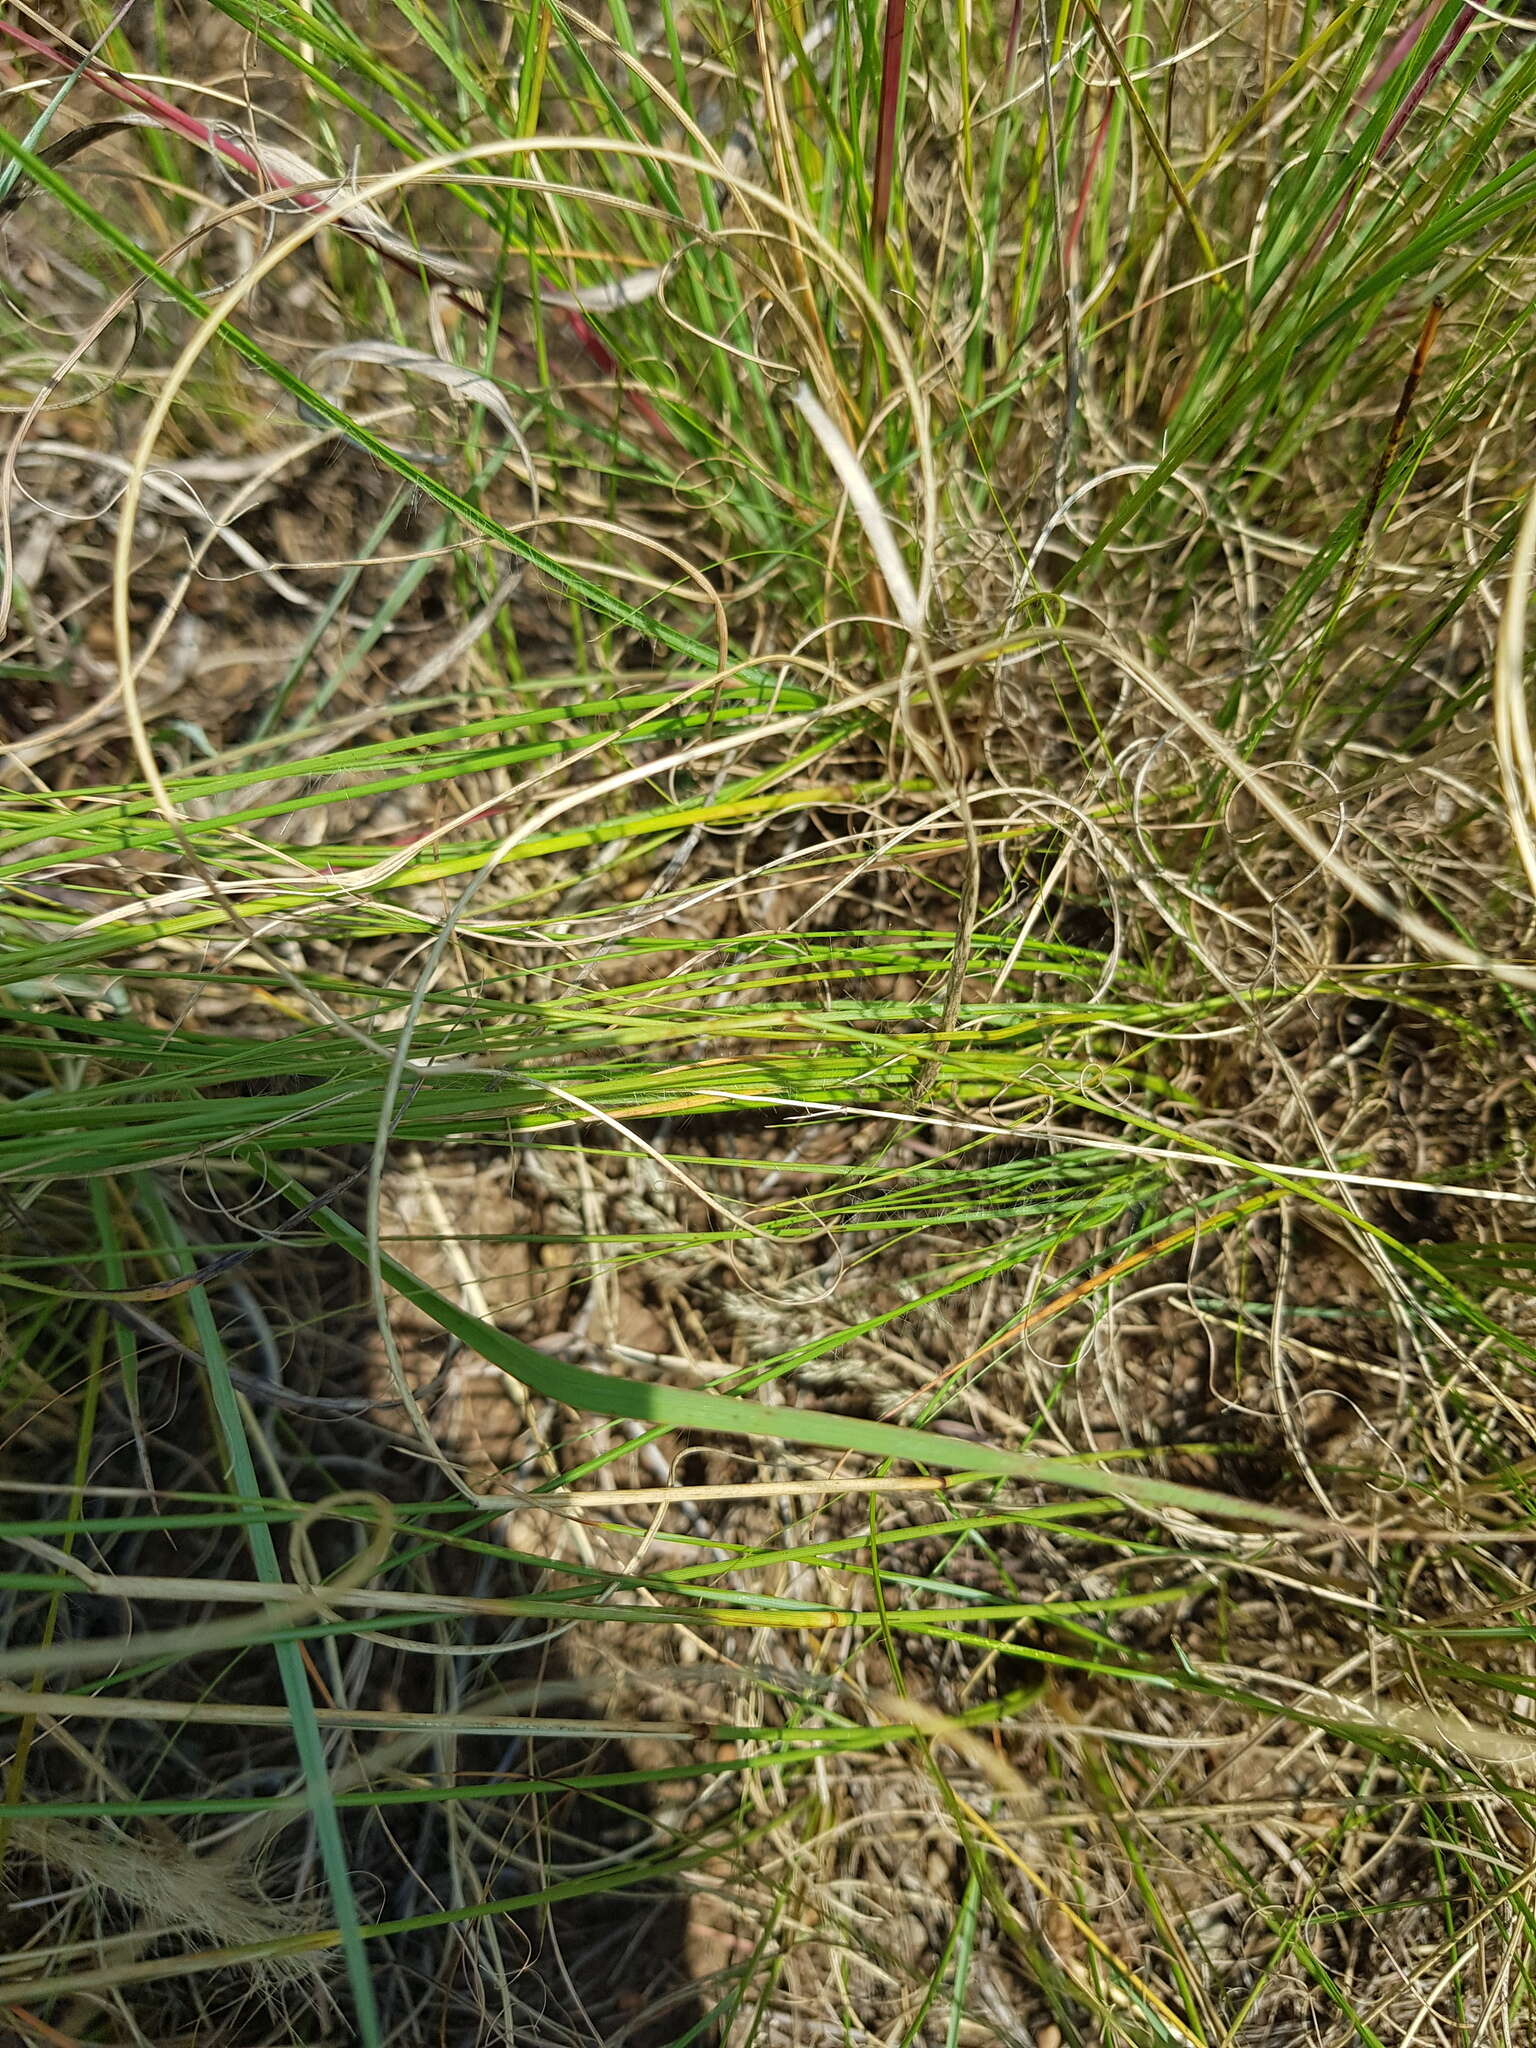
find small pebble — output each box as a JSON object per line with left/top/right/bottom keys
{"left": 1036, "top": 2026, "right": 1062, "bottom": 2048}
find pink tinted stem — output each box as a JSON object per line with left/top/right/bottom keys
{"left": 1064, "top": 87, "right": 1114, "bottom": 271}
{"left": 870, "top": 0, "right": 909, "bottom": 249}
{"left": 1315, "top": 4, "right": 1477, "bottom": 256}
{"left": 0, "top": 19, "right": 674, "bottom": 442}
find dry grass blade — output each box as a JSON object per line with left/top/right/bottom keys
{"left": 0, "top": 115, "right": 151, "bottom": 218}
{"left": 4, "top": 1818, "right": 324, "bottom": 1992}
{"left": 791, "top": 379, "right": 924, "bottom": 632}
{"left": 541, "top": 263, "right": 671, "bottom": 312}
{"left": 1494, "top": 480, "right": 1536, "bottom": 905}
{"left": 210, "top": 132, "right": 485, "bottom": 288}
{"left": 307, "top": 340, "right": 540, "bottom": 502}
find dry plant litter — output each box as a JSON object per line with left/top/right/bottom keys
{"left": 6, "top": 2, "right": 1536, "bottom": 2044}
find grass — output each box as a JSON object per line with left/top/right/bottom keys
{"left": 6, "top": 0, "right": 1536, "bottom": 2041}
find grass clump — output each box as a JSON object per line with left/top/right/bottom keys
{"left": 5, "top": 2, "right": 1536, "bottom": 2042}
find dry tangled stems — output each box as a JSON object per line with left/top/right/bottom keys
{"left": 10, "top": 4, "right": 1536, "bottom": 2044}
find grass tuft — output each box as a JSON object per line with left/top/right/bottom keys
{"left": 5, "top": 2, "right": 1536, "bottom": 2042}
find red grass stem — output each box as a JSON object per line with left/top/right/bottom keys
{"left": 870, "top": 0, "right": 909, "bottom": 252}
{"left": 1064, "top": 86, "right": 1114, "bottom": 271}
